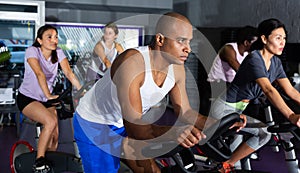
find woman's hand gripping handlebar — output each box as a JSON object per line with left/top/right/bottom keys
{"left": 44, "top": 87, "right": 74, "bottom": 120}
{"left": 45, "top": 87, "right": 72, "bottom": 106}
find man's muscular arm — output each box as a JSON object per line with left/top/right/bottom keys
{"left": 219, "top": 45, "right": 240, "bottom": 71}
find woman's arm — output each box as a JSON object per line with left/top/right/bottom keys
{"left": 115, "top": 42, "right": 124, "bottom": 54}
{"left": 256, "top": 77, "right": 300, "bottom": 126}
{"left": 276, "top": 78, "right": 300, "bottom": 105}
{"left": 27, "top": 58, "right": 57, "bottom": 100}
{"left": 93, "top": 41, "right": 111, "bottom": 68}
{"left": 60, "top": 58, "right": 82, "bottom": 90}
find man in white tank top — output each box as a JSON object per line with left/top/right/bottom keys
{"left": 207, "top": 26, "right": 258, "bottom": 84}
{"left": 207, "top": 26, "right": 259, "bottom": 170}
{"left": 74, "top": 12, "right": 208, "bottom": 173}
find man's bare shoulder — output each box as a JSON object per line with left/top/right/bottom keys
{"left": 111, "top": 48, "right": 145, "bottom": 77}
{"left": 220, "top": 44, "right": 235, "bottom": 54}
{"left": 172, "top": 64, "right": 186, "bottom": 82}
{"left": 115, "top": 48, "right": 144, "bottom": 65}
{"left": 219, "top": 44, "right": 236, "bottom": 61}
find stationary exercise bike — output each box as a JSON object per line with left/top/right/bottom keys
{"left": 141, "top": 112, "right": 242, "bottom": 173}
{"left": 267, "top": 121, "right": 300, "bottom": 173}
{"left": 193, "top": 103, "right": 300, "bottom": 172}
{"left": 196, "top": 86, "right": 300, "bottom": 173}
{"left": 263, "top": 85, "right": 300, "bottom": 173}
{"left": 71, "top": 86, "right": 241, "bottom": 173}
{"left": 140, "top": 103, "right": 298, "bottom": 173}
{"left": 9, "top": 87, "right": 83, "bottom": 173}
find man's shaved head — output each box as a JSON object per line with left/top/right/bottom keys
{"left": 155, "top": 12, "right": 192, "bottom": 37}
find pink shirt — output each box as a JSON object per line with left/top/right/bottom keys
{"left": 19, "top": 46, "right": 66, "bottom": 102}
{"left": 207, "top": 43, "right": 248, "bottom": 83}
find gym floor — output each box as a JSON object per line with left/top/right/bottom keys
{"left": 0, "top": 117, "right": 76, "bottom": 173}
{"left": 1, "top": 116, "right": 299, "bottom": 173}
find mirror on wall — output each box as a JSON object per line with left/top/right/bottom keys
{"left": 46, "top": 22, "right": 144, "bottom": 83}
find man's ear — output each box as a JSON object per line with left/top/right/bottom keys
{"left": 156, "top": 33, "right": 164, "bottom": 46}
{"left": 243, "top": 40, "right": 248, "bottom": 47}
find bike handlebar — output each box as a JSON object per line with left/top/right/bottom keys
{"left": 45, "top": 87, "right": 72, "bottom": 106}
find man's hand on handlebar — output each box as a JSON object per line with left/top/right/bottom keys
{"left": 229, "top": 114, "right": 247, "bottom": 132}
{"left": 289, "top": 113, "right": 300, "bottom": 128}
{"left": 176, "top": 125, "right": 206, "bottom": 148}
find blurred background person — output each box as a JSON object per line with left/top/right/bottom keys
{"left": 86, "top": 22, "right": 124, "bottom": 81}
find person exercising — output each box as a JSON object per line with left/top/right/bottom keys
{"left": 207, "top": 25, "right": 258, "bottom": 85}
{"left": 73, "top": 12, "right": 207, "bottom": 173}
{"left": 86, "top": 22, "right": 124, "bottom": 81}
{"left": 16, "top": 24, "right": 82, "bottom": 173}
{"left": 206, "top": 18, "right": 300, "bottom": 173}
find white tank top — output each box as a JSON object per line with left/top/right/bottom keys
{"left": 76, "top": 46, "right": 175, "bottom": 127}
{"left": 207, "top": 43, "right": 248, "bottom": 83}
{"left": 102, "top": 40, "right": 117, "bottom": 61}
{"left": 88, "top": 41, "right": 118, "bottom": 76}
{"left": 99, "top": 40, "right": 118, "bottom": 71}
{"left": 137, "top": 46, "right": 175, "bottom": 114}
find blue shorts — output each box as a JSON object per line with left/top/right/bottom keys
{"left": 73, "top": 112, "right": 127, "bottom": 173}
